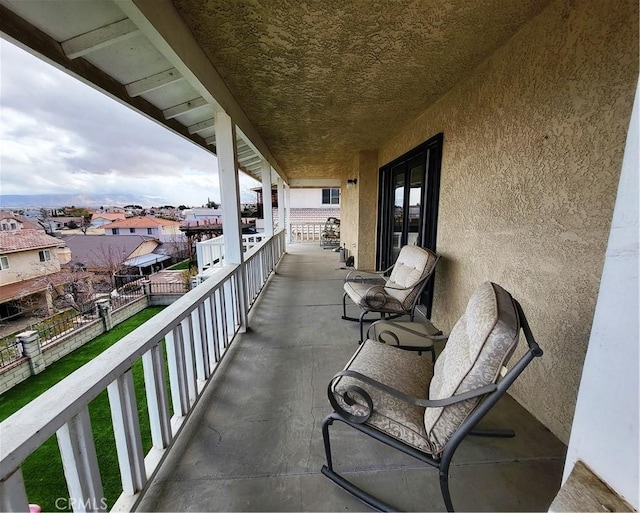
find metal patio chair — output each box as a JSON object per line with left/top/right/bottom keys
{"left": 342, "top": 245, "right": 439, "bottom": 342}
{"left": 323, "top": 282, "right": 543, "bottom": 512}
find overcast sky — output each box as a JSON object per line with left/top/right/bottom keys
{"left": 0, "top": 39, "right": 260, "bottom": 207}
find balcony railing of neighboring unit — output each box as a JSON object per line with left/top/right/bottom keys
{"left": 289, "top": 222, "right": 325, "bottom": 242}
{"left": 196, "top": 233, "right": 269, "bottom": 274}
{"left": 0, "top": 230, "right": 286, "bottom": 512}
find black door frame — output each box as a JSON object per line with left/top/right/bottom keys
{"left": 376, "top": 133, "right": 443, "bottom": 316}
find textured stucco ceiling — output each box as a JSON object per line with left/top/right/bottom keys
{"left": 173, "top": 0, "right": 552, "bottom": 179}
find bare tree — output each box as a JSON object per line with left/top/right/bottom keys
{"left": 164, "top": 232, "right": 192, "bottom": 266}
{"left": 90, "top": 243, "right": 130, "bottom": 291}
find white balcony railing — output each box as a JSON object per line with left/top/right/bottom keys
{"left": 0, "top": 230, "right": 286, "bottom": 512}
{"left": 289, "top": 222, "right": 325, "bottom": 242}
{"left": 196, "top": 233, "right": 268, "bottom": 274}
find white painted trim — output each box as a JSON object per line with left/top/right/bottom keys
{"left": 119, "top": 0, "right": 285, "bottom": 179}
{"left": 125, "top": 68, "right": 184, "bottom": 97}
{"left": 61, "top": 18, "right": 140, "bottom": 59}
{"left": 562, "top": 77, "right": 639, "bottom": 509}
{"left": 162, "top": 97, "right": 208, "bottom": 119}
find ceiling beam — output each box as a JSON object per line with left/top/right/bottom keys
{"left": 187, "top": 118, "right": 214, "bottom": 135}
{"left": 61, "top": 18, "right": 139, "bottom": 59}
{"left": 119, "top": 0, "right": 287, "bottom": 182}
{"left": 0, "top": 3, "right": 214, "bottom": 158}
{"left": 162, "top": 97, "right": 208, "bottom": 119}
{"left": 125, "top": 68, "right": 184, "bottom": 97}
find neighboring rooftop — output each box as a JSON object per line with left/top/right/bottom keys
{"left": 101, "top": 216, "right": 181, "bottom": 229}
{"left": 0, "top": 230, "right": 63, "bottom": 253}
{"left": 0, "top": 211, "right": 41, "bottom": 231}
{"left": 61, "top": 234, "right": 158, "bottom": 268}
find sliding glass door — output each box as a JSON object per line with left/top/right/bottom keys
{"left": 377, "top": 133, "right": 443, "bottom": 316}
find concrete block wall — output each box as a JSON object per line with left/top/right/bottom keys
{"left": 42, "top": 319, "right": 105, "bottom": 367}
{"left": 0, "top": 296, "right": 150, "bottom": 392}
{"left": 111, "top": 296, "right": 149, "bottom": 324}
{"left": 0, "top": 359, "right": 31, "bottom": 394}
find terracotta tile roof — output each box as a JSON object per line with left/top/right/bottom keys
{"left": 0, "top": 229, "right": 63, "bottom": 253}
{"left": 102, "top": 216, "right": 180, "bottom": 229}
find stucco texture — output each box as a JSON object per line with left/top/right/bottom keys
{"left": 173, "top": 0, "right": 551, "bottom": 180}
{"left": 379, "top": 0, "right": 638, "bottom": 442}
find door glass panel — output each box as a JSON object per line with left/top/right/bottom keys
{"left": 407, "top": 165, "right": 424, "bottom": 247}
{"left": 392, "top": 171, "right": 405, "bottom": 263}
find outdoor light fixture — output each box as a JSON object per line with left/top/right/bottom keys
{"left": 346, "top": 178, "right": 358, "bottom": 188}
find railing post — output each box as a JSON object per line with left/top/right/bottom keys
{"left": 17, "top": 330, "right": 44, "bottom": 376}
{"left": 56, "top": 407, "right": 105, "bottom": 512}
{"left": 96, "top": 299, "right": 113, "bottom": 331}
{"left": 107, "top": 370, "right": 146, "bottom": 496}
{"left": 142, "top": 345, "right": 172, "bottom": 450}
{"left": 0, "top": 468, "right": 30, "bottom": 513}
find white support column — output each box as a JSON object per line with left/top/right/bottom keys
{"left": 107, "top": 371, "right": 146, "bottom": 496}
{"left": 214, "top": 111, "right": 243, "bottom": 265}
{"left": 214, "top": 111, "right": 248, "bottom": 331}
{"left": 277, "top": 177, "right": 285, "bottom": 233}
{"left": 56, "top": 407, "right": 105, "bottom": 512}
{"left": 261, "top": 160, "right": 274, "bottom": 236}
{"left": 284, "top": 183, "right": 291, "bottom": 244}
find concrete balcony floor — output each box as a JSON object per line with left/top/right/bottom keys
{"left": 137, "top": 243, "right": 566, "bottom": 512}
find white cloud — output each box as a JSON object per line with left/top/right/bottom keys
{"left": 0, "top": 39, "right": 260, "bottom": 207}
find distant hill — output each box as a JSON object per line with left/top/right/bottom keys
{"left": 0, "top": 193, "right": 159, "bottom": 209}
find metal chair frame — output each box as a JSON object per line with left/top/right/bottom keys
{"left": 322, "top": 300, "right": 542, "bottom": 512}
{"left": 342, "top": 252, "right": 440, "bottom": 343}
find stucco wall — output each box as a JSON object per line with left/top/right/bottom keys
{"left": 356, "top": 151, "right": 379, "bottom": 270}
{"left": 0, "top": 249, "right": 60, "bottom": 285}
{"left": 340, "top": 155, "right": 360, "bottom": 263}
{"left": 377, "top": 0, "right": 638, "bottom": 442}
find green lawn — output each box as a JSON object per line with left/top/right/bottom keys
{"left": 166, "top": 259, "right": 191, "bottom": 270}
{"left": 0, "top": 307, "right": 166, "bottom": 511}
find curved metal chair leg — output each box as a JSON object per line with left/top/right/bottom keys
{"left": 359, "top": 309, "right": 369, "bottom": 343}
{"left": 322, "top": 414, "right": 335, "bottom": 470}
{"left": 439, "top": 468, "right": 455, "bottom": 512}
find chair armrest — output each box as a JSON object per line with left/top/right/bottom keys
{"left": 367, "top": 321, "right": 449, "bottom": 345}
{"left": 344, "top": 269, "right": 387, "bottom": 284}
{"left": 328, "top": 369, "right": 496, "bottom": 424}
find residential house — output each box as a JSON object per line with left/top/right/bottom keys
{"left": 254, "top": 187, "right": 341, "bottom": 226}
{"left": 38, "top": 216, "right": 85, "bottom": 233}
{"left": 90, "top": 212, "right": 126, "bottom": 227}
{"left": 0, "top": 212, "right": 91, "bottom": 320}
{"left": 101, "top": 216, "right": 183, "bottom": 242}
{"left": 182, "top": 207, "right": 223, "bottom": 224}
{"left": 61, "top": 234, "right": 170, "bottom": 290}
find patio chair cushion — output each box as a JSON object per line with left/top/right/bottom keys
{"left": 343, "top": 281, "right": 405, "bottom": 313}
{"left": 386, "top": 246, "right": 438, "bottom": 308}
{"left": 331, "top": 340, "right": 434, "bottom": 452}
{"left": 424, "top": 282, "right": 520, "bottom": 455}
